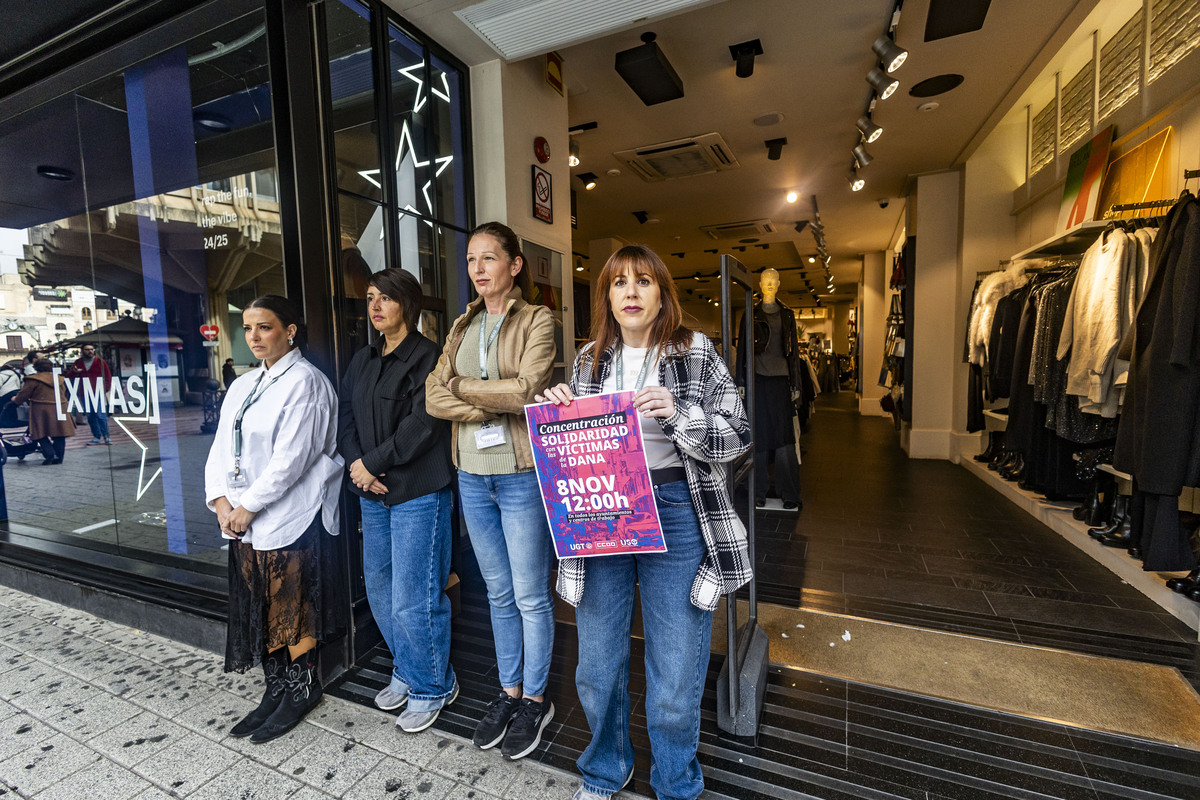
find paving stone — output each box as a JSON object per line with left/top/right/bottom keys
{"left": 173, "top": 688, "right": 257, "bottom": 741}
{"left": 0, "top": 712, "right": 56, "bottom": 762}
{"left": 86, "top": 711, "right": 191, "bottom": 768}
{"left": 42, "top": 689, "right": 142, "bottom": 740}
{"left": 0, "top": 612, "right": 37, "bottom": 637}
{"left": 501, "top": 767, "right": 586, "bottom": 800}
{"left": 341, "top": 757, "right": 455, "bottom": 800}
{"left": 36, "top": 757, "right": 154, "bottom": 800}
{"left": 129, "top": 786, "right": 179, "bottom": 800}
{"left": 131, "top": 732, "right": 240, "bottom": 795}
{"left": 427, "top": 739, "right": 520, "bottom": 797}
{"left": 0, "top": 662, "right": 71, "bottom": 706}
{"left": 6, "top": 669, "right": 94, "bottom": 718}
{"left": 442, "top": 786, "right": 502, "bottom": 800}
{"left": 279, "top": 734, "right": 384, "bottom": 796}
{"left": 231, "top": 718, "right": 324, "bottom": 769}
{"left": 125, "top": 668, "right": 217, "bottom": 719}
{"left": 188, "top": 756, "right": 305, "bottom": 800}
{"left": 0, "top": 733, "right": 101, "bottom": 796}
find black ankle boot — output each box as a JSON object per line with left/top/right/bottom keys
{"left": 988, "top": 447, "right": 1008, "bottom": 471}
{"left": 1167, "top": 567, "right": 1200, "bottom": 593}
{"left": 250, "top": 648, "right": 323, "bottom": 744}
{"left": 1088, "top": 495, "right": 1129, "bottom": 540}
{"left": 975, "top": 432, "right": 1001, "bottom": 463}
{"left": 1000, "top": 453, "right": 1024, "bottom": 481}
{"left": 1074, "top": 479, "right": 1102, "bottom": 521}
{"left": 1097, "top": 512, "right": 1133, "bottom": 548}
{"left": 230, "top": 649, "right": 289, "bottom": 737}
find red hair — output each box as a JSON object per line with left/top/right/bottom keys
{"left": 590, "top": 245, "right": 692, "bottom": 359}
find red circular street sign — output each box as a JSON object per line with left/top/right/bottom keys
{"left": 200, "top": 324, "right": 219, "bottom": 341}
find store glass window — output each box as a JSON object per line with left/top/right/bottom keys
{"left": 0, "top": 6, "right": 283, "bottom": 578}
{"left": 325, "top": 0, "right": 381, "bottom": 202}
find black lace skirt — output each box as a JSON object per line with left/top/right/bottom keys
{"left": 224, "top": 511, "right": 346, "bottom": 673}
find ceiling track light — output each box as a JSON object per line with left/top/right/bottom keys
{"left": 578, "top": 171, "right": 598, "bottom": 190}
{"left": 872, "top": 35, "right": 908, "bottom": 73}
{"left": 866, "top": 67, "right": 899, "bottom": 100}
{"left": 847, "top": 169, "right": 865, "bottom": 191}
{"left": 765, "top": 137, "right": 787, "bottom": 160}
{"left": 794, "top": 221, "right": 809, "bottom": 234}
{"left": 633, "top": 210, "right": 649, "bottom": 224}
{"left": 568, "top": 138, "right": 580, "bottom": 167}
{"left": 856, "top": 115, "right": 883, "bottom": 143}
{"left": 852, "top": 143, "right": 874, "bottom": 168}
{"left": 729, "top": 38, "right": 763, "bottom": 78}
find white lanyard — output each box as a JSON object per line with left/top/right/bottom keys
{"left": 615, "top": 346, "right": 655, "bottom": 392}
{"left": 478, "top": 312, "right": 506, "bottom": 380}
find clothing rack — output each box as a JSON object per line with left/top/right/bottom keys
{"left": 1104, "top": 198, "right": 1175, "bottom": 217}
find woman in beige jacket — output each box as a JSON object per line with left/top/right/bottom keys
{"left": 8, "top": 358, "right": 76, "bottom": 465}
{"left": 426, "top": 221, "right": 557, "bottom": 761}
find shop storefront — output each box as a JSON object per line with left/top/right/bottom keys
{"left": 0, "top": 0, "right": 473, "bottom": 669}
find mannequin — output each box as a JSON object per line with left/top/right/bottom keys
{"left": 736, "top": 269, "right": 802, "bottom": 510}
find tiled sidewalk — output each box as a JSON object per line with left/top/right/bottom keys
{"left": 0, "top": 585, "right": 592, "bottom": 800}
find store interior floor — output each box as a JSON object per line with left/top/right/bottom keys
{"left": 330, "top": 391, "right": 1200, "bottom": 799}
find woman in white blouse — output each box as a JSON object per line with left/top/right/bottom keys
{"left": 204, "top": 295, "right": 344, "bottom": 744}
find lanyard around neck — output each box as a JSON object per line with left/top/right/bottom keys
{"left": 615, "top": 345, "right": 655, "bottom": 392}
{"left": 478, "top": 312, "right": 506, "bottom": 380}
{"left": 232, "top": 361, "right": 297, "bottom": 471}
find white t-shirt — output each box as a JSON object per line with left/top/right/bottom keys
{"left": 600, "top": 344, "right": 683, "bottom": 471}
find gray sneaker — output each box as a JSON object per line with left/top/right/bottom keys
{"left": 375, "top": 684, "right": 408, "bottom": 711}
{"left": 396, "top": 682, "right": 458, "bottom": 733}
{"left": 572, "top": 770, "right": 633, "bottom": 800}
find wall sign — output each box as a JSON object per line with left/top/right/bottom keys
{"left": 532, "top": 164, "right": 553, "bottom": 224}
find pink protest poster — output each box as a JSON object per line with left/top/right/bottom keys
{"left": 525, "top": 391, "right": 666, "bottom": 559}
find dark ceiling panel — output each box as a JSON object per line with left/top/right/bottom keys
{"left": 0, "top": 0, "right": 120, "bottom": 66}
{"left": 924, "top": 0, "right": 992, "bottom": 42}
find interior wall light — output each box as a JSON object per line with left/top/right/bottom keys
{"left": 785, "top": 190, "right": 798, "bottom": 203}
{"left": 855, "top": 115, "right": 883, "bottom": 143}
{"left": 872, "top": 35, "right": 908, "bottom": 73}
{"left": 852, "top": 143, "right": 874, "bottom": 168}
{"left": 847, "top": 169, "right": 864, "bottom": 191}
{"left": 568, "top": 138, "right": 580, "bottom": 167}
{"left": 866, "top": 67, "right": 899, "bottom": 100}
{"left": 729, "top": 38, "right": 763, "bottom": 78}
{"left": 765, "top": 137, "right": 787, "bottom": 160}
{"left": 807, "top": 256, "right": 816, "bottom": 263}
{"left": 578, "top": 171, "right": 598, "bottom": 190}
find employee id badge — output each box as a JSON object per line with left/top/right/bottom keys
{"left": 227, "top": 468, "right": 249, "bottom": 488}
{"left": 475, "top": 422, "right": 506, "bottom": 449}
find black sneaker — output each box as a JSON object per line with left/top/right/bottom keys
{"left": 473, "top": 691, "right": 519, "bottom": 749}
{"left": 500, "top": 698, "right": 554, "bottom": 760}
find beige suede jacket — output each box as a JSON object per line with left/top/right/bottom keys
{"left": 425, "top": 286, "right": 556, "bottom": 470}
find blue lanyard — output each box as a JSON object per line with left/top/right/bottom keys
{"left": 615, "top": 346, "right": 655, "bottom": 392}
{"left": 478, "top": 312, "right": 506, "bottom": 380}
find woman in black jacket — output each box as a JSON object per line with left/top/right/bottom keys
{"left": 337, "top": 268, "right": 457, "bottom": 733}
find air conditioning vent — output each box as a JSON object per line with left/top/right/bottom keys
{"left": 615, "top": 132, "right": 740, "bottom": 182}
{"left": 700, "top": 219, "right": 776, "bottom": 239}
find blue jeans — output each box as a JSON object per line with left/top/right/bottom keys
{"left": 457, "top": 469, "right": 554, "bottom": 698}
{"left": 87, "top": 411, "right": 109, "bottom": 441}
{"left": 359, "top": 488, "right": 456, "bottom": 712}
{"left": 575, "top": 480, "right": 711, "bottom": 800}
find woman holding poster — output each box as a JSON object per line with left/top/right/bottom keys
{"left": 426, "top": 222, "right": 558, "bottom": 760}
{"left": 338, "top": 268, "right": 457, "bottom": 733}
{"left": 539, "top": 245, "right": 751, "bottom": 800}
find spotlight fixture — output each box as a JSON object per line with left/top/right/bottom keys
{"left": 729, "top": 38, "right": 763, "bottom": 78}
{"left": 855, "top": 115, "right": 883, "bottom": 143}
{"left": 852, "top": 143, "right": 874, "bottom": 168}
{"left": 848, "top": 169, "right": 865, "bottom": 191}
{"left": 872, "top": 35, "right": 908, "bottom": 73}
{"left": 615, "top": 32, "right": 684, "bottom": 106}
{"left": 633, "top": 210, "right": 649, "bottom": 224}
{"left": 794, "top": 220, "right": 809, "bottom": 235}
{"left": 568, "top": 138, "right": 580, "bottom": 167}
{"left": 786, "top": 191, "right": 798, "bottom": 203}
{"left": 578, "top": 171, "right": 598, "bottom": 190}
{"left": 867, "top": 67, "right": 899, "bottom": 100}
{"left": 36, "top": 165, "right": 75, "bottom": 181}
{"left": 193, "top": 112, "right": 232, "bottom": 132}
{"left": 765, "top": 137, "right": 787, "bottom": 160}
{"left": 807, "top": 256, "right": 815, "bottom": 263}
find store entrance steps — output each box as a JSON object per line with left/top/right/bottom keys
{"left": 713, "top": 597, "right": 1200, "bottom": 751}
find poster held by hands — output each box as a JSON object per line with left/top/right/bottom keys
{"left": 526, "top": 390, "right": 665, "bottom": 559}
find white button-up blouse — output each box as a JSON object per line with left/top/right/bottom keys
{"left": 204, "top": 347, "right": 344, "bottom": 549}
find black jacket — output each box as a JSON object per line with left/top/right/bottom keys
{"left": 734, "top": 300, "right": 802, "bottom": 391}
{"left": 1113, "top": 196, "right": 1200, "bottom": 496}
{"left": 337, "top": 332, "right": 453, "bottom": 506}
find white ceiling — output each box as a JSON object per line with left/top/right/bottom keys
{"left": 387, "top": 0, "right": 1095, "bottom": 310}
